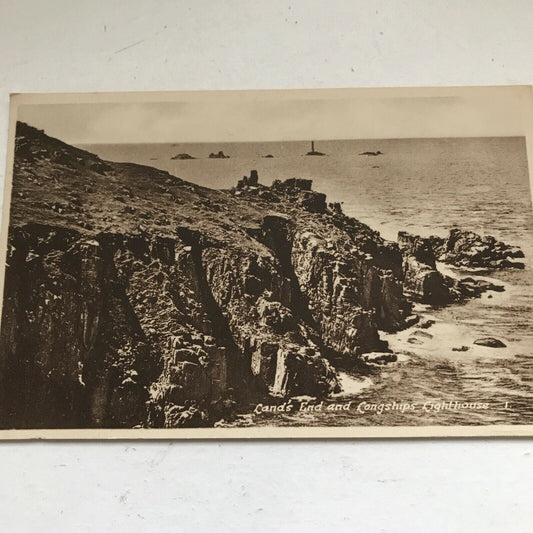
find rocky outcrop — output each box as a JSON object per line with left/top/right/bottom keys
{"left": 270, "top": 179, "right": 327, "bottom": 213}
{"left": 398, "top": 232, "right": 450, "bottom": 304}
{"left": 7, "top": 124, "right": 525, "bottom": 431}
{"left": 208, "top": 151, "right": 229, "bottom": 159}
{"left": 235, "top": 177, "right": 413, "bottom": 338}
{"left": 171, "top": 153, "right": 195, "bottom": 160}
{"left": 398, "top": 231, "right": 507, "bottom": 305}
{"left": 411, "top": 229, "right": 524, "bottom": 270}
{"left": 236, "top": 170, "right": 259, "bottom": 189}
{"left": 474, "top": 337, "right": 506, "bottom": 348}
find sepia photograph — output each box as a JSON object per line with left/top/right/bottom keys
{"left": 0, "top": 86, "right": 532, "bottom": 438}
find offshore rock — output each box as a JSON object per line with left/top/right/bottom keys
{"left": 474, "top": 337, "right": 507, "bottom": 348}
{"left": 171, "top": 153, "right": 195, "bottom": 160}
{"left": 209, "top": 150, "right": 229, "bottom": 159}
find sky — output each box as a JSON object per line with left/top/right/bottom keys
{"left": 14, "top": 86, "right": 533, "bottom": 144}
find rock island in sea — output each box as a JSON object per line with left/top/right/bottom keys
{"left": 0, "top": 122, "right": 523, "bottom": 429}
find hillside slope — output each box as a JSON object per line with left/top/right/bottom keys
{"left": 0, "top": 122, "right": 413, "bottom": 428}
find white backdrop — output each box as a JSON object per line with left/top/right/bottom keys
{"left": 0, "top": 1, "right": 532, "bottom": 531}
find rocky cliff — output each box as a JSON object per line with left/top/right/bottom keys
{"left": 0, "top": 123, "right": 418, "bottom": 429}
{"left": 397, "top": 231, "right": 508, "bottom": 305}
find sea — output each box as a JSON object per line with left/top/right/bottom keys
{"left": 82, "top": 137, "right": 533, "bottom": 427}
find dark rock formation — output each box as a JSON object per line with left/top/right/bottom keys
{"left": 474, "top": 337, "right": 507, "bottom": 348}
{"left": 171, "top": 153, "right": 195, "bottom": 160}
{"left": 1, "top": 124, "right": 416, "bottom": 429}
{"left": 405, "top": 228, "right": 524, "bottom": 270}
{"left": 359, "top": 151, "right": 383, "bottom": 156}
{"left": 398, "top": 232, "right": 450, "bottom": 304}
{"left": 438, "top": 229, "right": 524, "bottom": 269}
{"left": 237, "top": 170, "right": 259, "bottom": 189}
{"left": 263, "top": 154, "right": 274, "bottom": 158}
{"left": 329, "top": 202, "right": 343, "bottom": 214}
{"left": 398, "top": 231, "right": 506, "bottom": 305}
{"left": 209, "top": 151, "right": 229, "bottom": 159}
{"left": 272, "top": 178, "right": 313, "bottom": 191}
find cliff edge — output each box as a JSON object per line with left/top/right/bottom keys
{"left": 0, "top": 123, "right": 415, "bottom": 428}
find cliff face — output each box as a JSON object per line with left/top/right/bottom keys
{"left": 0, "top": 123, "right": 414, "bottom": 428}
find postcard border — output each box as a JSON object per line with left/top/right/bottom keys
{"left": 2, "top": 85, "right": 533, "bottom": 440}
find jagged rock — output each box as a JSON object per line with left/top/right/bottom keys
{"left": 410, "top": 329, "right": 433, "bottom": 339}
{"left": 163, "top": 404, "right": 209, "bottom": 427}
{"left": 272, "top": 178, "right": 313, "bottom": 192}
{"left": 454, "top": 277, "right": 504, "bottom": 298}
{"left": 474, "top": 337, "right": 507, "bottom": 348}
{"left": 404, "top": 315, "right": 420, "bottom": 327}
{"left": 418, "top": 228, "right": 525, "bottom": 269}
{"left": 439, "top": 228, "right": 524, "bottom": 268}
{"left": 237, "top": 170, "right": 260, "bottom": 189}
{"left": 329, "top": 202, "right": 343, "bottom": 214}
{"left": 272, "top": 345, "right": 340, "bottom": 397}
{"left": 248, "top": 170, "right": 259, "bottom": 186}
{"left": 398, "top": 231, "right": 507, "bottom": 304}
{"left": 257, "top": 190, "right": 280, "bottom": 202}
{"left": 208, "top": 150, "right": 229, "bottom": 159}
{"left": 398, "top": 231, "right": 450, "bottom": 304}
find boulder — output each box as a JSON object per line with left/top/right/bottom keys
{"left": 452, "top": 346, "right": 470, "bottom": 352}
{"left": 410, "top": 329, "right": 433, "bottom": 339}
{"left": 474, "top": 337, "right": 507, "bottom": 348}
{"left": 361, "top": 352, "right": 398, "bottom": 365}
{"left": 298, "top": 191, "right": 327, "bottom": 213}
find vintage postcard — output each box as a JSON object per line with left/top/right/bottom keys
{"left": 0, "top": 86, "right": 532, "bottom": 439}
